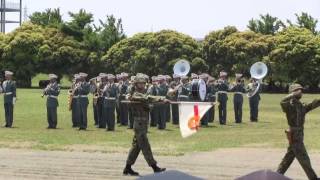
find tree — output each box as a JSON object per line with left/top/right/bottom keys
{"left": 103, "top": 30, "right": 200, "bottom": 75}
{"left": 268, "top": 27, "right": 320, "bottom": 90}
{"left": 60, "top": 9, "right": 94, "bottom": 41}
{"left": 97, "top": 15, "right": 126, "bottom": 52}
{"left": 29, "top": 8, "right": 63, "bottom": 28}
{"left": 0, "top": 23, "right": 45, "bottom": 87}
{"left": 247, "top": 14, "right": 284, "bottom": 35}
{"left": 287, "top": 12, "right": 318, "bottom": 34}
{"left": 202, "top": 26, "right": 238, "bottom": 75}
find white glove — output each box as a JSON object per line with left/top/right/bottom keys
{"left": 13, "top": 97, "right": 16, "bottom": 105}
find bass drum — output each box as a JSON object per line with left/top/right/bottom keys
{"left": 191, "top": 79, "right": 207, "bottom": 101}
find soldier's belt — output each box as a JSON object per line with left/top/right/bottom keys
{"left": 178, "top": 95, "right": 189, "bottom": 98}
{"left": 72, "top": 96, "right": 79, "bottom": 98}
{"left": 4, "top": 92, "right": 13, "bottom": 95}
{"left": 80, "top": 95, "right": 88, "bottom": 98}
{"left": 234, "top": 92, "right": 244, "bottom": 95}
{"left": 49, "top": 95, "right": 58, "bottom": 99}
{"left": 218, "top": 91, "right": 228, "bottom": 94}
{"left": 104, "top": 97, "right": 116, "bottom": 100}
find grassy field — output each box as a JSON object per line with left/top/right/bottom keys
{"left": 0, "top": 89, "right": 319, "bottom": 156}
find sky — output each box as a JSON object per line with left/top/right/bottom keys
{"left": 4, "top": 0, "right": 320, "bottom": 38}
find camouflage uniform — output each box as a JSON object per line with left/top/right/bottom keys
{"left": 277, "top": 84, "right": 320, "bottom": 180}
{"left": 126, "top": 77, "right": 165, "bottom": 167}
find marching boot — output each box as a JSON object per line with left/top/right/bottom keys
{"left": 123, "top": 164, "right": 139, "bottom": 176}
{"left": 151, "top": 164, "right": 166, "bottom": 173}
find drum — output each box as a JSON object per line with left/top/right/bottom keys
{"left": 191, "top": 79, "right": 207, "bottom": 101}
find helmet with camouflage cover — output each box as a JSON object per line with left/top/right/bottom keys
{"left": 134, "top": 74, "right": 146, "bottom": 83}
{"left": 289, "top": 83, "right": 303, "bottom": 93}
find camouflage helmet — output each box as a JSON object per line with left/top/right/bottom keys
{"left": 289, "top": 83, "right": 303, "bottom": 93}
{"left": 134, "top": 75, "right": 146, "bottom": 83}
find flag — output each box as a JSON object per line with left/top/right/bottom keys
{"left": 178, "top": 102, "right": 213, "bottom": 138}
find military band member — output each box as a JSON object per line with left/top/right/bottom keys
{"left": 70, "top": 74, "right": 80, "bottom": 128}
{"left": 199, "top": 73, "right": 210, "bottom": 126}
{"left": 90, "top": 76, "right": 100, "bottom": 126}
{"left": 104, "top": 74, "right": 118, "bottom": 131}
{"left": 127, "top": 76, "right": 136, "bottom": 129}
{"left": 115, "top": 74, "right": 123, "bottom": 124}
{"left": 75, "top": 72, "right": 90, "bottom": 130}
{"left": 157, "top": 75, "right": 168, "bottom": 130}
{"left": 147, "top": 76, "right": 160, "bottom": 127}
{"left": 164, "top": 75, "right": 172, "bottom": 122}
{"left": 206, "top": 76, "right": 217, "bottom": 123}
{"left": 230, "top": 74, "right": 246, "bottom": 123}
{"left": 216, "top": 71, "right": 229, "bottom": 125}
{"left": 123, "top": 74, "right": 167, "bottom": 176}
{"left": 169, "top": 74, "right": 180, "bottom": 125}
{"left": 277, "top": 84, "right": 320, "bottom": 180}
{"left": 191, "top": 73, "right": 198, "bottom": 80}
{"left": 98, "top": 73, "right": 108, "bottom": 128}
{"left": 177, "top": 75, "right": 191, "bottom": 102}
{"left": 118, "top": 72, "right": 130, "bottom": 126}
{"left": 43, "top": 74, "right": 60, "bottom": 129}
{"left": 2, "top": 71, "right": 16, "bottom": 128}
{"left": 247, "top": 78, "right": 261, "bottom": 122}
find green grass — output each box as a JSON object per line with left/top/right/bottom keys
{"left": 0, "top": 89, "right": 320, "bottom": 155}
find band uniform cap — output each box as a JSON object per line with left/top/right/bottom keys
{"left": 130, "top": 76, "right": 136, "bottom": 81}
{"left": 121, "top": 72, "right": 129, "bottom": 77}
{"left": 235, "top": 73, "right": 243, "bottom": 79}
{"left": 289, "top": 83, "right": 303, "bottom": 93}
{"left": 116, "top": 74, "right": 122, "bottom": 79}
{"left": 48, "top": 74, "right": 58, "bottom": 79}
{"left": 108, "top": 74, "right": 115, "bottom": 79}
{"left": 191, "top": 73, "right": 198, "bottom": 78}
{"left": 157, "top": 75, "right": 165, "bottom": 81}
{"left": 5, "top": 71, "right": 13, "bottom": 76}
{"left": 180, "top": 75, "right": 188, "bottom": 80}
{"left": 151, "top": 76, "right": 158, "bottom": 81}
{"left": 99, "top": 73, "right": 108, "bottom": 78}
{"left": 165, "top": 75, "right": 172, "bottom": 80}
{"left": 220, "top": 71, "right": 228, "bottom": 77}
{"left": 79, "top": 72, "right": 88, "bottom": 78}
{"left": 208, "top": 76, "right": 216, "bottom": 82}
{"left": 173, "top": 74, "right": 180, "bottom": 79}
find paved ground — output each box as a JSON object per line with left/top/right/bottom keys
{"left": 0, "top": 148, "right": 319, "bottom": 180}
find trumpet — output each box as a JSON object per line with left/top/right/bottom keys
{"left": 42, "top": 83, "right": 53, "bottom": 98}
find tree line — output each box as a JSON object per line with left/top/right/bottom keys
{"left": 0, "top": 9, "right": 319, "bottom": 91}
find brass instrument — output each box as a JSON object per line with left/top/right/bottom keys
{"left": 42, "top": 82, "right": 53, "bottom": 98}
{"left": 68, "top": 82, "right": 80, "bottom": 111}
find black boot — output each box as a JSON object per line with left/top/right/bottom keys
{"left": 123, "top": 164, "right": 139, "bottom": 176}
{"left": 151, "top": 164, "right": 166, "bottom": 173}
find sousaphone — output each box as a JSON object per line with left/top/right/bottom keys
{"left": 247, "top": 62, "right": 268, "bottom": 98}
